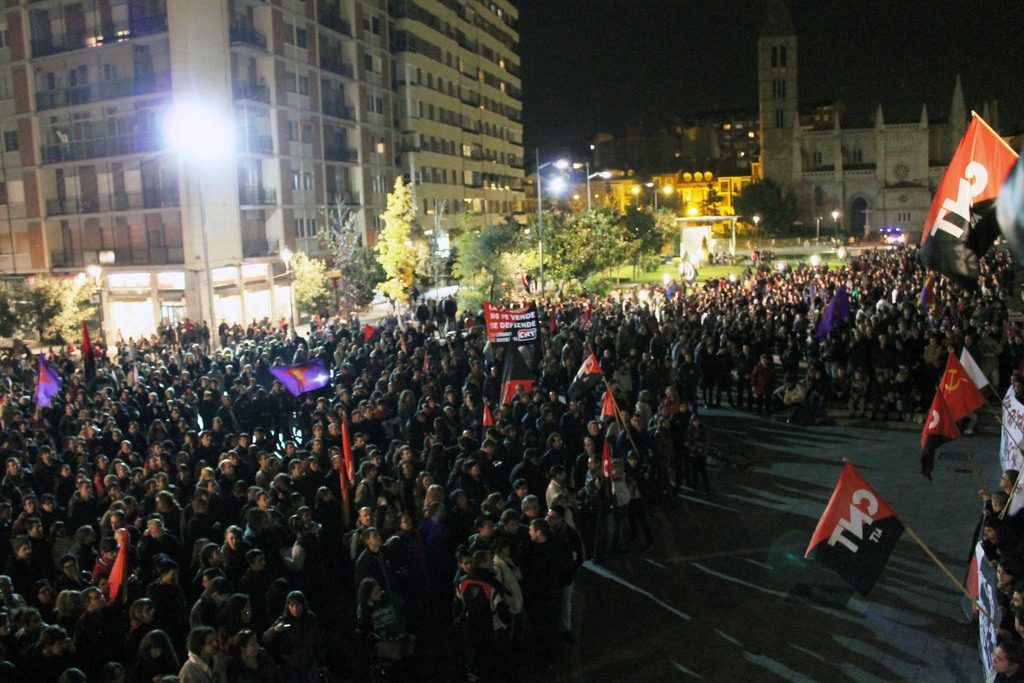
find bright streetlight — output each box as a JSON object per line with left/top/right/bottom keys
{"left": 280, "top": 247, "right": 295, "bottom": 337}
{"left": 584, "top": 168, "right": 612, "bottom": 211}
{"left": 548, "top": 176, "right": 567, "bottom": 195}
{"left": 163, "top": 99, "right": 233, "bottom": 345}
{"left": 753, "top": 214, "right": 761, "bottom": 249}
{"left": 687, "top": 206, "right": 698, "bottom": 217}
{"left": 831, "top": 209, "right": 840, "bottom": 240}
{"left": 535, "top": 150, "right": 570, "bottom": 294}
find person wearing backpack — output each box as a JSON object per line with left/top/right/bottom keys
{"left": 452, "top": 548, "right": 510, "bottom": 682}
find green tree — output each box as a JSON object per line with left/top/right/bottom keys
{"left": 21, "top": 276, "right": 94, "bottom": 343}
{"left": 733, "top": 179, "right": 796, "bottom": 234}
{"left": 702, "top": 183, "right": 723, "bottom": 216}
{"left": 289, "top": 252, "right": 332, "bottom": 318}
{"left": 451, "top": 220, "right": 531, "bottom": 309}
{"left": 374, "top": 177, "right": 419, "bottom": 305}
{"left": 623, "top": 207, "right": 670, "bottom": 277}
{"left": 319, "top": 204, "right": 382, "bottom": 315}
{"left": 529, "top": 206, "right": 627, "bottom": 293}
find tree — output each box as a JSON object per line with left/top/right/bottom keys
{"left": 451, "top": 220, "right": 531, "bottom": 309}
{"left": 374, "top": 176, "right": 419, "bottom": 305}
{"left": 529, "top": 206, "right": 627, "bottom": 293}
{"left": 20, "top": 276, "right": 94, "bottom": 344}
{"left": 623, "top": 207, "right": 670, "bottom": 277}
{"left": 733, "top": 179, "right": 796, "bottom": 234}
{"left": 319, "top": 204, "right": 382, "bottom": 315}
{"left": 0, "top": 286, "right": 18, "bottom": 338}
{"left": 289, "top": 252, "right": 332, "bottom": 319}
{"left": 702, "top": 183, "right": 723, "bottom": 216}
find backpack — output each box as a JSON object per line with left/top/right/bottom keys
{"left": 455, "top": 577, "right": 507, "bottom": 631}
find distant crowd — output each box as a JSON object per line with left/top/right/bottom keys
{"left": 0, "top": 244, "right": 1023, "bottom": 681}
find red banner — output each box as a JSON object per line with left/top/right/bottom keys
{"left": 483, "top": 302, "right": 538, "bottom": 345}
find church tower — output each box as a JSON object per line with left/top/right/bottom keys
{"left": 758, "top": 0, "right": 799, "bottom": 185}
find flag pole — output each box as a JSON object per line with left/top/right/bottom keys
{"left": 602, "top": 378, "right": 642, "bottom": 458}
{"left": 898, "top": 516, "right": 994, "bottom": 624}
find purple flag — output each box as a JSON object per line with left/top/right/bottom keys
{"left": 34, "top": 354, "right": 63, "bottom": 408}
{"left": 269, "top": 357, "right": 331, "bottom": 397}
{"left": 815, "top": 285, "right": 849, "bottom": 340}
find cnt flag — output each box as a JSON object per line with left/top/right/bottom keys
{"left": 920, "top": 390, "right": 961, "bottom": 480}
{"left": 363, "top": 324, "right": 375, "bottom": 343}
{"left": 499, "top": 348, "right": 534, "bottom": 405}
{"left": 106, "top": 528, "right": 129, "bottom": 603}
{"left": 600, "top": 390, "right": 616, "bottom": 420}
{"left": 939, "top": 352, "right": 986, "bottom": 420}
{"left": 568, "top": 352, "right": 604, "bottom": 399}
{"left": 34, "top": 354, "right": 63, "bottom": 408}
{"left": 920, "top": 113, "right": 1018, "bottom": 285}
{"left": 269, "top": 357, "right": 331, "bottom": 397}
{"left": 602, "top": 439, "right": 615, "bottom": 495}
{"left": 82, "top": 321, "right": 96, "bottom": 381}
{"left": 805, "top": 461, "right": 904, "bottom": 595}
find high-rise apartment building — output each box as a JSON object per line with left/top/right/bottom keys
{"left": 0, "top": 0, "right": 396, "bottom": 340}
{"left": 389, "top": 0, "right": 523, "bottom": 237}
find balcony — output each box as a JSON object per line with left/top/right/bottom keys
{"left": 319, "top": 52, "right": 354, "bottom": 78}
{"left": 318, "top": 8, "right": 352, "bottom": 36}
{"left": 326, "top": 192, "right": 360, "bottom": 206}
{"left": 238, "top": 186, "right": 277, "bottom": 205}
{"left": 321, "top": 99, "right": 354, "bottom": 121}
{"left": 232, "top": 80, "right": 270, "bottom": 103}
{"left": 41, "top": 132, "right": 162, "bottom": 164}
{"left": 50, "top": 245, "right": 184, "bottom": 268}
{"left": 36, "top": 73, "right": 171, "bottom": 111}
{"left": 242, "top": 238, "right": 279, "bottom": 258}
{"left": 229, "top": 23, "right": 267, "bottom": 50}
{"left": 324, "top": 145, "right": 357, "bottom": 163}
{"left": 45, "top": 188, "right": 178, "bottom": 216}
{"left": 237, "top": 134, "right": 273, "bottom": 155}
{"left": 31, "top": 14, "right": 168, "bottom": 58}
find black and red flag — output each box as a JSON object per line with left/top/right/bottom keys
{"left": 600, "top": 390, "right": 616, "bottom": 420}
{"left": 568, "top": 352, "right": 603, "bottom": 399}
{"left": 920, "top": 390, "right": 962, "bottom": 480}
{"left": 363, "top": 323, "right": 375, "bottom": 343}
{"left": 482, "top": 402, "right": 494, "bottom": 427}
{"left": 499, "top": 348, "right": 534, "bottom": 406}
{"left": 82, "top": 321, "right": 96, "bottom": 381}
{"left": 805, "top": 461, "right": 904, "bottom": 595}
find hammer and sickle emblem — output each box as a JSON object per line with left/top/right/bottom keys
{"left": 943, "top": 369, "right": 963, "bottom": 392}
{"left": 928, "top": 409, "right": 940, "bottom": 429}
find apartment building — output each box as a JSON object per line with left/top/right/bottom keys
{"left": 390, "top": 0, "right": 523, "bottom": 239}
{"left": 0, "top": 0, "right": 395, "bottom": 340}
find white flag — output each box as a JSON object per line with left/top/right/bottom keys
{"left": 960, "top": 348, "right": 989, "bottom": 390}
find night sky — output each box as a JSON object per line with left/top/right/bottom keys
{"left": 518, "top": 0, "right": 1024, "bottom": 157}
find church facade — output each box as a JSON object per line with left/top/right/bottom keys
{"left": 757, "top": 1, "right": 983, "bottom": 239}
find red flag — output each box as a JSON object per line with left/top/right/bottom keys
{"left": 920, "top": 390, "right": 961, "bottom": 480}
{"left": 341, "top": 412, "right": 354, "bottom": 482}
{"left": 601, "top": 390, "right": 616, "bottom": 420}
{"left": 106, "top": 528, "right": 128, "bottom": 603}
{"left": 499, "top": 348, "right": 534, "bottom": 405}
{"left": 568, "top": 352, "right": 604, "bottom": 399}
{"left": 602, "top": 439, "right": 615, "bottom": 495}
{"left": 805, "top": 462, "right": 904, "bottom": 595}
{"left": 363, "top": 324, "right": 375, "bottom": 343}
{"left": 399, "top": 335, "right": 408, "bottom": 356}
{"left": 82, "top": 321, "right": 96, "bottom": 381}
{"left": 583, "top": 304, "right": 591, "bottom": 329}
{"left": 482, "top": 402, "right": 494, "bottom": 427}
{"left": 938, "top": 353, "right": 986, "bottom": 422}
{"left": 921, "top": 114, "right": 1018, "bottom": 248}
{"left": 422, "top": 352, "right": 430, "bottom": 374}
{"left": 549, "top": 311, "right": 557, "bottom": 334}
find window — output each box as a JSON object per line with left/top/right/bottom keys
{"left": 851, "top": 149, "right": 863, "bottom": 163}
{"left": 375, "top": 139, "right": 385, "bottom": 154}
{"left": 284, "top": 71, "right": 297, "bottom": 93}
{"left": 813, "top": 150, "right": 822, "bottom": 166}
{"left": 296, "top": 28, "right": 307, "bottom": 48}
{"left": 292, "top": 172, "right": 301, "bottom": 190}
{"left": 3, "top": 130, "right": 17, "bottom": 152}
{"left": 780, "top": 46, "right": 787, "bottom": 67}
{"left": 301, "top": 124, "right": 312, "bottom": 144}
{"left": 294, "top": 217, "right": 305, "bottom": 237}
{"left": 371, "top": 17, "right": 381, "bottom": 35}
{"left": 287, "top": 120, "right": 297, "bottom": 141}
{"left": 0, "top": 29, "right": 9, "bottom": 49}
{"left": 0, "top": 181, "right": 6, "bottom": 204}
{"left": 298, "top": 76, "right": 309, "bottom": 95}
{"left": 283, "top": 23, "right": 294, "bottom": 45}
{"left": 774, "top": 110, "right": 783, "bottom": 128}
{"left": 364, "top": 54, "right": 373, "bottom": 71}
{"left": 303, "top": 172, "right": 314, "bottom": 190}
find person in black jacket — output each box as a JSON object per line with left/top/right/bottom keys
{"left": 354, "top": 527, "right": 392, "bottom": 591}
{"left": 546, "top": 505, "right": 584, "bottom": 642}
{"left": 261, "top": 590, "right": 322, "bottom": 681}
{"left": 521, "top": 519, "right": 566, "bottom": 663}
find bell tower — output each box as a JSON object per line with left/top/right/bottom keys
{"left": 757, "top": 0, "right": 799, "bottom": 185}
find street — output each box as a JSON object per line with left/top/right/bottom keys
{"left": 559, "top": 408, "right": 997, "bottom": 682}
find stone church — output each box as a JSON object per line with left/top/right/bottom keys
{"left": 757, "top": 0, "right": 996, "bottom": 238}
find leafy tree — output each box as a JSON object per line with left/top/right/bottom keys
{"left": 702, "top": 183, "right": 723, "bottom": 216}
{"left": 289, "top": 252, "right": 332, "bottom": 319}
{"left": 733, "top": 179, "right": 796, "bottom": 234}
{"left": 451, "top": 220, "right": 531, "bottom": 309}
{"left": 0, "top": 286, "right": 18, "bottom": 338}
{"left": 529, "top": 206, "right": 627, "bottom": 293}
{"left": 20, "top": 276, "right": 93, "bottom": 343}
{"left": 623, "top": 207, "right": 670, "bottom": 277}
{"left": 374, "top": 177, "right": 419, "bottom": 305}
{"left": 319, "top": 204, "right": 382, "bottom": 315}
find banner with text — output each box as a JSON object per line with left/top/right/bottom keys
{"left": 977, "top": 542, "right": 1002, "bottom": 680}
{"left": 1001, "top": 387, "right": 1024, "bottom": 514}
{"left": 483, "top": 302, "right": 538, "bottom": 345}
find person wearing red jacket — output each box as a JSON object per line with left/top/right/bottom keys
{"left": 750, "top": 354, "right": 777, "bottom": 417}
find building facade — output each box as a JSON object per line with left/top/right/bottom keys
{"left": 757, "top": 0, "right": 987, "bottom": 237}
{"left": 390, "top": 0, "right": 523, "bottom": 240}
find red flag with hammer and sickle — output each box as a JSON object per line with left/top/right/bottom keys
{"left": 939, "top": 352, "right": 986, "bottom": 422}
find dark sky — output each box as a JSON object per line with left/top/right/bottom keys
{"left": 518, "top": 0, "right": 1024, "bottom": 157}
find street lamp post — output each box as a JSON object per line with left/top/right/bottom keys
{"left": 645, "top": 182, "right": 658, "bottom": 211}
{"left": 85, "top": 264, "right": 104, "bottom": 344}
{"left": 163, "top": 100, "right": 232, "bottom": 349}
{"left": 584, "top": 166, "right": 612, "bottom": 212}
{"left": 753, "top": 214, "right": 761, "bottom": 248}
{"left": 534, "top": 149, "right": 568, "bottom": 295}
{"left": 831, "top": 209, "right": 840, "bottom": 241}
{"left": 815, "top": 215, "right": 822, "bottom": 242}
{"left": 281, "top": 247, "right": 296, "bottom": 338}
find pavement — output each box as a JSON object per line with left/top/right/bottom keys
{"left": 552, "top": 406, "right": 999, "bottom": 682}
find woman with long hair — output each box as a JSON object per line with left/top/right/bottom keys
{"left": 261, "top": 590, "right": 322, "bottom": 682}
{"left": 226, "top": 628, "right": 279, "bottom": 682}
{"left": 129, "top": 629, "right": 179, "bottom": 683}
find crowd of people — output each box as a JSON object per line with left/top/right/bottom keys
{"left": 0, "top": 243, "right": 1021, "bottom": 681}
